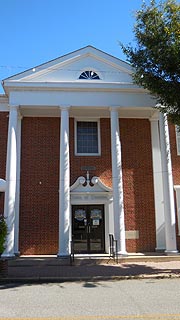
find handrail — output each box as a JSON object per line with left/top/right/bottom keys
{"left": 109, "top": 234, "right": 118, "bottom": 263}
{"left": 70, "top": 240, "right": 75, "bottom": 265}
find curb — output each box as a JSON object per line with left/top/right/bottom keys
{"left": 0, "top": 273, "right": 180, "bottom": 283}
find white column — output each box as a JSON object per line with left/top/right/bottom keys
{"left": 110, "top": 108, "right": 127, "bottom": 255}
{"left": 150, "top": 116, "right": 166, "bottom": 250}
{"left": 14, "top": 113, "right": 22, "bottom": 255}
{"left": 159, "top": 113, "right": 178, "bottom": 254}
{"left": 57, "top": 106, "right": 71, "bottom": 257}
{"left": 2, "top": 105, "right": 18, "bottom": 258}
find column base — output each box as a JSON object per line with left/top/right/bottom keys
{"left": 14, "top": 251, "right": 20, "bottom": 257}
{"left": 165, "top": 250, "right": 179, "bottom": 255}
{"left": 155, "top": 248, "right": 166, "bottom": 252}
{"left": 57, "top": 253, "right": 70, "bottom": 259}
{"left": 1, "top": 252, "right": 15, "bottom": 259}
{"left": 117, "top": 251, "right": 128, "bottom": 257}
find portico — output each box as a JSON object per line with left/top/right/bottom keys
{"left": 0, "top": 46, "right": 178, "bottom": 257}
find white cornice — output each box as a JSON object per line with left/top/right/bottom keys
{"left": 0, "top": 94, "right": 8, "bottom": 103}
{"left": 3, "top": 81, "right": 146, "bottom": 94}
{"left": 0, "top": 178, "right": 6, "bottom": 192}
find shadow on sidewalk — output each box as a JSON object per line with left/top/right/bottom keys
{"left": 0, "top": 259, "right": 180, "bottom": 289}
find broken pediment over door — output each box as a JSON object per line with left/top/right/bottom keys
{"left": 70, "top": 173, "right": 112, "bottom": 194}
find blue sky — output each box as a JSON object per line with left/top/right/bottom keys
{"left": 0, "top": 0, "right": 174, "bottom": 93}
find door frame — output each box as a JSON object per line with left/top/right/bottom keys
{"left": 70, "top": 175, "right": 114, "bottom": 254}
{"left": 72, "top": 204, "right": 105, "bottom": 254}
{"left": 70, "top": 198, "right": 114, "bottom": 254}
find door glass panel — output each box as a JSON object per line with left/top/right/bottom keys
{"left": 90, "top": 209, "right": 102, "bottom": 219}
{"left": 89, "top": 207, "right": 104, "bottom": 252}
{"left": 73, "top": 207, "right": 87, "bottom": 253}
{"left": 72, "top": 205, "right": 105, "bottom": 254}
{"left": 75, "top": 209, "right": 86, "bottom": 221}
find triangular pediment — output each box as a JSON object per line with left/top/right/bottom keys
{"left": 3, "top": 46, "right": 133, "bottom": 85}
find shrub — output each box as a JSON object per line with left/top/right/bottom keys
{"left": 0, "top": 215, "right": 7, "bottom": 254}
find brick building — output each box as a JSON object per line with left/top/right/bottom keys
{"left": 0, "top": 46, "right": 179, "bottom": 257}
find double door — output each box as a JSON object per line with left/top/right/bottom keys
{"left": 72, "top": 205, "right": 105, "bottom": 254}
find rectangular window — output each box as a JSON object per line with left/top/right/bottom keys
{"left": 75, "top": 120, "right": 100, "bottom": 155}
{"left": 176, "top": 126, "right": 180, "bottom": 155}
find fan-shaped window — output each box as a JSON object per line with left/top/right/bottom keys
{"left": 79, "top": 71, "right": 100, "bottom": 80}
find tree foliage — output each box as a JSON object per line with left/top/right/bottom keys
{"left": 0, "top": 215, "right": 7, "bottom": 254}
{"left": 121, "top": 0, "right": 180, "bottom": 124}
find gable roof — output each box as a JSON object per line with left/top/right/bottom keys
{"left": 2, "top": 45, "right": 132, "bottom": 83}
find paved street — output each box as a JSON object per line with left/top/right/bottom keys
{"left": 0, "top": 278, "right": 180, "bottom": 319}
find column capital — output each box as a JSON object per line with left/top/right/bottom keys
{"left": 59, "top": 105, "right": 71, "bottom": 111}
{"left": 149, "top": 111, "right": 160, "bottom": 122}
{"left": 18, "top": 113, "right": 23, "bottom": 120}
{"left": 8, "top": 104, "right": 19, "bottom": 111}
{"left": 109, "top": 106, "right": 120, "bottom": 112}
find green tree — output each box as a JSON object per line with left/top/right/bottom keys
{"left": 121, "top": 0, "right": 180, "bottom": 124}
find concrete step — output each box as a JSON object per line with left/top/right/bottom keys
{"left": 7, "top": 252, "right": 180, "bottom": 267}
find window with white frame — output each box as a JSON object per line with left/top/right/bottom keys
{"left": 175, "top": 126, "right": 180, "bottom": 155}
{"left": 75, "top": 120, "right": 100, "bottom": 155}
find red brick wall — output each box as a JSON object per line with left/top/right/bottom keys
{"left": 19, "top": 117, "right": 156, "bottom": 254}
{"left": 70, "top": 118, "right": 112, "bottom": 187}
{"left": 0, "top": 112, "right": 8, "bottom": 215}
{"left": 120, "top": 119, "right": 156, "bottom": 252}
{"left": 70, "top": 117, "right": 156, "bottom": 253}
{"left": 19, "top": 117, "right": 59, "bottom": 255}
{"left": 169, "top": 123, "right": 180, "bottom": 250}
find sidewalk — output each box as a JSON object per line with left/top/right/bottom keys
{"left": 1, "top": 254, "right": 180, "bottom": 282}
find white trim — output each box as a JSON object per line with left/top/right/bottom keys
{"left": 110, "top": 108, "right": 126, "bottom": 255}
{"left": 0, "top": 106, "right": 9, "bottom": 112}
{"left": 70, "top": 201, "right": 112, "bottom": 254}
{"left": 0, "top": 179, "right": 6, "bottom": 192}
{"left": 0, "top": 95, "right": 8, "bottom": 103}
{"left": 58, "top": 107, "right": 70, "bottom": 257}
{"left": 150, "top": 117, "right": 166, "bottom": 250}
{"left": 2, "top": 105, "right": 19, "bottom": 258}
{"left": 4, "top": 81, "right": 140, "bottom": 91}
{"left": 77, "top": 67, "right": 103, "bottom": 81}
{"left": 14, "top": 113, "right": 22, "bottom": 255}
{"left": 0, "top": 102, "right": 9, "bottom": 112}
{"left": 3, "top": 46, "right": 133, "bottom": 82}
{"left": 175, "top": 126, "right": 180, "bottom": 155}
{"left": 159, "top": 113, "right": 178, "bottom": 253}
{"left": 174, "top": 185, "right": 180, "bottom": 235}
{"left": 70, "top": 175, "right": 112, "bottom": 193}
{"left": 74, "top": 118, "right": 101, "bottom": 156}
{"left": 70, "top": 175, "right": 113, "bottom": 253}
{"left": 71, "top": 199, "right": 113, "bottom": 255}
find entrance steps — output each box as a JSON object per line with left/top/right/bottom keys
{"left": 4, "top": 253, "right": 180, "bottom": 280}
{"left": 8, "top": 252, "right": 180, "bottom": 267}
